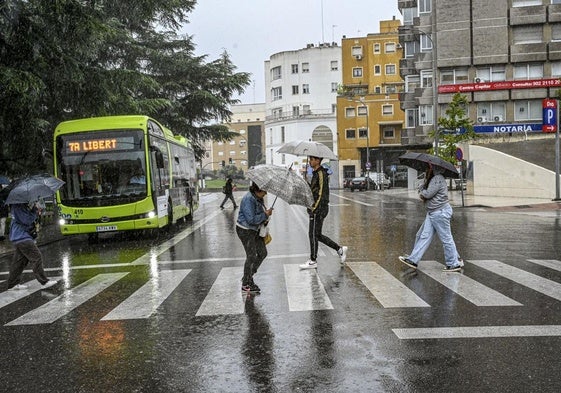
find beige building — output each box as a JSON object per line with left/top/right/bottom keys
{"left": 210, "top": 103, "right": 266, "bottom": 172}
{"left": 336, "top": 18, "right": 406, "bottom": 182}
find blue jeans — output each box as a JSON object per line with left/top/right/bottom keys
{"left": 408, "top": 204, "right": 460, "bottom": 267}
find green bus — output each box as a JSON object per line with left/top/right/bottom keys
{"left": 53, "top": 115, "right": 199, "bottom": 237}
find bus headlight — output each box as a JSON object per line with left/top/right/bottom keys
{"left": 147, "top": 211, "right": 156, "bottom": 219}
{"left": 59, "top": 218, "right": 66, "bottom": 226}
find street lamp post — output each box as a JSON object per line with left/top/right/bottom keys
{"left": 358, "top": 97, "right": 371, "bottom": 190}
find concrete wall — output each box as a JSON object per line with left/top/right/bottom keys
{"left": 468, "top": 144, "right": 559, "bottom": 199}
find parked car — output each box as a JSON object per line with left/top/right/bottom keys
{"left": 349, "top": 177, "right": 375, "bottom": 191}
{"left": 342, "top": 178, "right": 353, "bottom": 189}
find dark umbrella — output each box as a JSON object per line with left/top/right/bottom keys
{"left": 4, "top": 174, "right": 65, "bottom": 205}
{"left": 398, "top": 152, "right": 459, "bottom": 179}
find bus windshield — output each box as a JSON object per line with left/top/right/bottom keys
{"left": 56, "top": 129, "right": 148, "bottom": 207}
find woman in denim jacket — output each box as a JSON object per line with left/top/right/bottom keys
{"left": 236, "top": 183, "right": 273, "bottom": 292}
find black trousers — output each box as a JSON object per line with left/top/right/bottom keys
{"left": 309, "top": 213, "right": 340, "bottom": 261}
{"left": 236, "top": 226, "right": 267, "bottom": 284}
{"left": 220, "top": 193, "right": 237, "bottom": 208}
{"left": 7, "top": 239, "right": 49, "bottom": 288}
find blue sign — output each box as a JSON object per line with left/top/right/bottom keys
{"left": 473, "top": 123, "right": 542, "bottom": 133}
{"left": 543, "top": 99, "right": 557, "bottom": 133}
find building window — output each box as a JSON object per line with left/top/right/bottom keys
{"left": 420, "top": 34, "right": 433, "bottom": 52}
{"left": 358, "top": 106, "right": 367, "bottom": 116}
{"left": 382, "top": 105, "right": 393, "bottom": 116}
{"left": 302, "top": 62, "right": 309, "bottom": 73}
{"left": 419, "top": 105, "right": 433, "bottom": 125}
{"left": 405, "top": 41, "right": 419, "bottom": 58}
{"left": 514, "top": 64, "right": 543, "bottom": 80}
{"left": 374, "top": 86, "right": 381, "bottom": 94}
{"left": 331, "top": 60, "right": 338, "bottom": 71}
{"left": 230, "top": 151, "right": 235, "bottom": 156}
{"left": 331, "top": 82, "right": 338, "bottom": 92}
{"left": 553, "top": 0, "right": 561, "bottom": 4}
{"left": 405, "top": 75, "right": 420, "bottom": 92}
{"left": 351, "top": 46, "right": 363, "bottom": 57}
{"left": 352, "top": 67, "right": 363, "bottom": 77}
{"left": 303, "top": 105, "right": 311, "bottom": 114}
{"left": 292, "top": 85, "right": 299, "bottom": 95}
{"left": 514, "top": 100, "right": 541, "bottom": 121}
{"left": 419, "top": 0, "right": 431, "bottom": 14}
{"left": 292, "top": 106, "right": 300, "bottom": 116}
{"left": 476, "top": 102, "right": 506, "bottom": 122}
{"left": 374, "top": 65, "right": 381, "bottom": 75}
{"left": 358, "top": 128, "right": 368, "bottom": 138}
{"left": 271, "top": 87, "right": 282, "bottom": 101}
{"left": 383, "top": 127, "right": 395, "bottom": 139}
{"left": 476, "top": 66, "right": 506, "bottom": 82}
{"left": 385, "top": 85, "right": 397, "bottom": 94}
{"left": 332, "top": 104, "right": 337, "bottom": 113}
{"left": 513, "top": 0, "right": 541, "bottom": 6}
{"left": 272, "top": 108, "right": 282, "bottom": 119}
{"left": 552, "top": 24, "right": 561, "bottom": 41}
{"left": 229, "top": 140, "right": 236, "bottom": 145}
{"left": 440, "top": 69, "right": 469, "bottom": 84}
{"left": 374, "top": 43, "right": 381, "bottom": 53}
{"left": 403, "top": 7, "right": 417, "bottom": 25}
{"left": 345, "top": 107, "right": 356, "bottom": 117}
{"left": 346, "top": 129, "right": 356, "bottom": 139}
{"left": 513, "top": 25, "right": 542, "bottom": 44}
{"left": 302, "top": 84, "right": 310, "bottom": 94}
{"left": 385, "top": 64, "right": 396, "bottom": 75}
{"left": 271, "top": 66, "right": 281, "bottom": 80}
{"left": 281, "top": 126, "right": 285, "bottom": 143}
{"left": 291, "top": 64, "right": 299, "bottom": 73}
{"left": 421, "top": 70, "right": 433, "bottom": 87}
{"left": 385, "top": 42, "right": 396, "bottom": 53}
{"left": 552, "top": 61, "right": 561, "bottom": 76}
{"left": 406, "top": 109, "right": 419, "bottom": 128}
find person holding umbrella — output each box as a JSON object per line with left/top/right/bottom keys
{"left": 299, "top": 155, "right": 347, "bottom": 270}
{"left": 236, "top": 182, "right": 273, "bottom": 292}
{"left": 6, "top": 201, "right": 57, "bottom": 290}
{"left": 398, "top": 163, "right": 464, "bottom": 272}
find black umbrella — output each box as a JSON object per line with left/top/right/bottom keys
{"left": 398, "top": 152, "right": 459, "bottom": 179}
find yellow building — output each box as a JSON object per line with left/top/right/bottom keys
{"left": 336, "top": 18, "right": 405, "bottom": 183}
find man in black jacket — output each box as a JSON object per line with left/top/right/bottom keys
{"left": 299, "top": 156, "right": 347, "bottom": 269}
{"left": 220, "top": 178, "right": 237, "bottom": 209}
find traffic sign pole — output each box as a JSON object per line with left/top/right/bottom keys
{"left": 556, "top": 101, "right": 560, "bottom": 201}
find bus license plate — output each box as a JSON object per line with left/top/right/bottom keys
{"left": 96, "top": 225, "right": 117, "bottom": 232}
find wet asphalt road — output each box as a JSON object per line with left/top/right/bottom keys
{"left": 1, "top": 190, "right": 561, "bottom": 392}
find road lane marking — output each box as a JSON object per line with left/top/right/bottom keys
{"left": 5, "top": 273, "right": 128, "bottom": 326}
{"left": 527, "top": 259, "right": 561, "bottom": 272}
{"left": 347, "top": 262, "right": 430, "bottom": 308}
{"left": 331, "top": 193, "right": 376, "bottom": 206}
{"left": 101, "top": 269, "right": 191, "bottom": 320}
{"left": 470, "top": 260, "right": 561, "bottom": 301}
{"left": 0, "top": 277, "right": 63, "bottom": 309}
{"left": 131, "top": 208, "right": 222, "bottom": 265}
{"left": 284, "top": 264, "right": 333, "bottom": 311}
{"left": 392, "top": 325, "right": 561, "bottom": 339}
{"left": 419, "top": 261, "right": 522, "bottom": 306}
{"left": 196, "top": 267, "right": 245, "bottom": 316}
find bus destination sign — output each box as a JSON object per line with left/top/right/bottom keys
{"left": 65, "top": 136, "right": 135, "bottom": 153}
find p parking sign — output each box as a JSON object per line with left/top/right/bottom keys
{"left": 543, "top": 99, "right": 557, "bottom": 133}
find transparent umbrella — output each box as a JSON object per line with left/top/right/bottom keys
{"left": 4, "top": 174, "right": 65, "bottom": 205}
{"left": 277, "top": 140, "right": 337, "bottom": 160}
{"left": 246, "top": 165, "right": 314, "bottom": 208}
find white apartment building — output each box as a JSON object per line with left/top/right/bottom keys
{"left": 264, "top": 43, "right": 341, "bottom": 182}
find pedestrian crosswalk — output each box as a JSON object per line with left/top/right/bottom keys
{"left": 2, "top": 259, "right": 561, "bottom": 335}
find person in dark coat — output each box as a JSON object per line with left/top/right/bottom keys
{"left": 220, "top": 178, "right": 237, "bottom": 209}
{"left": 299, "top": 156, "right": 347, "bottom": 269}
{"left": 6, "top": 202, "right": 57, "bottom": 290}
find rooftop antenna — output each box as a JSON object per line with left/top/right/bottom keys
{"left": 332, "top": 24, "right": 337, "bottom": 42}
{"left": 321, "top": 0, "right": 325, "bottom": 43}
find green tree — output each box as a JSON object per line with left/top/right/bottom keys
{"left": 0, "top": 0, "right": 250, "bottom": 175}
{"left": 430, "top": 93, "right": 477, "bottom": 164}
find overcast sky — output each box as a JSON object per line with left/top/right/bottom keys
{"left": 183, "top": 0, "right": 401, "bottom": 104}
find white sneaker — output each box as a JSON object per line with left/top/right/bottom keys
{"left": 299, "top": 260, "right": 318, "bottom": 270}
{"left": 8, "top": 284, "right": 28, "bottom": 290}
{"left": 457, "top": 258, "right": 465, "bottom": 267}
{"left": 41, "top": 280, "right": 57, "bottom": 289}
{"left": 338, "top": 246, "right": 348, "bottom": 265}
